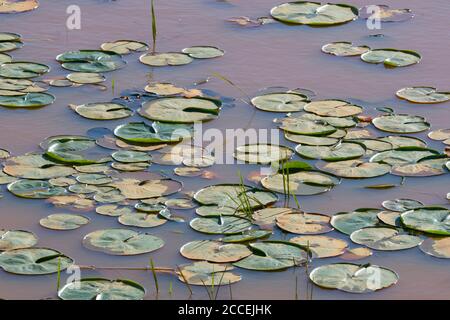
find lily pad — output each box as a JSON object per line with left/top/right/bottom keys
{"left": 109, "top": 178, "right": 182, "bottom": 199}
{"left": 379, "top": 135, "right": 426, "bottom": 148}
{"left": 0, "top": 0, "right": 39, "bottom": 13}
{"left": 318, "top": 159, "right": 391, "bottom": 178}
{"left": 296, "top": 142, "right": 365, "bottom": 161}
{"left": 139, "top": 97, "right": 220, "bottom": 123}
{"left": 419, "top": 237, "right": 450, "bottom": 259}
{"left": 118, "top": 212, "right": 167, "bottom": 228}
{"left": 234, "top": 144, "right": 293, "bottom": 164}
{"left": 182, "top": 46, "right": 224, "bottom": 59}
{"left": 396, "top": 87, "right": 450, "bottom": 104}
{"left": 0, "top": 248, "right": 73, "bottom": 275}
{"left": 370, "top": 147, "right": 438, "bottom": 166}
{"left": 190, "top": 216, "right": 252, "bottom": 235}
{"left": 59, "top": 278, "right": 146, "bottom": 300}
{"left": 177, "top": 261, "right": 241, "bottom": 286}
{"left": 0, "top": 62, "right": 49, "bottom": 79}
{"left": 83, "top": 229, "right": 164, "bottom": 255}
{"left": 251, "top": 92, "right": 309, "bottom": 112}
{"left": 139, "top": 52, "right": 193, "bottom": 67}
{"left": 304, "top": 100, "right": 363, "bottom": 117}
{"left": 284, "top": 132, "right": 339, "bottom": 146}
{"left": 8, "top": 179, "right": 66, "bottom": 199}
{"left": 309, "top": 263, "right": 398, "bottom": 293}
{"left": 361, "top": 49, "right": 421, "bottom": 67}
{"left": 280, "top": 117, "right": 337, "bottom": 136}
{"left": 331, "top": 208, "right": 381, "bottom": 235}
{"left": 233, "top": 241, "right": 308, "bottom": 271}
{"left": 222, "top": 230, "right": 272, "bottom": 243}
{"left": 0, "top": 229, "right": 37, "bottom": 251}
{"left": 401, "top": 207, "right": 450, "bottom": 236}
{"left": 359, "top": 5, "right": 414, "bottom": 22}
{"left": 66, "top": 72, "right": 105, "bottom": 84}
{"left": 180, "top": 240, "right": 251, "bottom": 263}
{"left": 270, "top": 2, "right": 358, "bottom": 26}
{"left": 101, "top": 40, "right": 148, "bottom": 55}
{"left": 290, "top": 235, "right": 347, "bottom": 258}
{"left": 71, "top": 102, "right": 133, "bottom": 120}
{"left": 3, "top": 163, "right": 75, "bottom": 179}
{"left": 114, "top": 122, "right": 192, "bottom": 144}
{"left": 0, "top": 92, "right": 55, "bottom": 108}
{"left": 372, "top": 114, "right": 430, "bottom": 133}
{"left": 96, "top": 204, "right": 134, "bottom": 217}
{"left": 39, "top": 213, "right": 89, "bottom": 231}
{"left": 56, "top": 50, "right": 126, "bottom": 72}
{"left": 377, "top": 211, "right": 402, "bottom": 227}
{"left": 0, "top": 32, "right": 23, "bottom": 52}
{"left": 428, "top": 129, "right": 450, "bottom": 141}
{"left": 382, "top": 198, "right": 423, "bottom": 212}
{"left": 322, "top": 42, "right": 369, "bottom": 56}
{"left": 112, "top": 150, "right": 151, "bottom": 163}
{"left": 350, "top": 227, "right": 422, "bottom": 251}
{"left": 390, "top": 156, "right": 449, "bottom": 177}
{"left": 276, "top": 211, "right": 332, "bottom": 234}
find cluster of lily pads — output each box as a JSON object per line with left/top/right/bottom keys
{"left": 322, "top": 42, "right": 421, "bottom": 68}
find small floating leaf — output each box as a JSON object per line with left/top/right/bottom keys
{"left": 350, "top": 227, "right": 422, "bottom": 251}
{"left": 180, "top": 240, "right": 251, "bottom": 263}
{"left": 139, "top": 52, "right": 193, "bottom": 67}
{"left": 361, "top": 49, "right": 421, "bottom": 67}
{"left": 322, "top": 42, "right": 369, "bottom": 56}
{"left": 101, "top": 40, "right": 148, "bottom": 55}
{"left": 182, "top": 46, "right": 224, "bottom": 59}
{"left": 39, "top": 213, "right": 89, "bottom": 231}
{"left": 396, "top": 87, "right": 450, "bottom": 104}
{"left": 0, "top": 229, "right": 37, "bottom": 251}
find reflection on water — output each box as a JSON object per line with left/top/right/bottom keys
{"left": 0, "top": 0, "right": 449, "bottom": 299}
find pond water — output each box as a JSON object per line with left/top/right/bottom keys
{"left": 0, "top": 0, "right": 449, "bottom": 299}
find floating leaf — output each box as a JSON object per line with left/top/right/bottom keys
{"left": 350, "top": 227, "right": 422, "bottom": 251}
{"left": 420, "top": 238, "right": 450, "bottom": 259}
{"left": 0, "top": 32, "right": 23, "bottom": 52}
{"left": 180, "top": 240, "right": 251, "bottom": 263}
{"left": 290, "top": 235, "right": 347, "bottom": 258}
{"left": 101, "top": 40, "right": 148, "bottom": 55}
{"left": 96, "top": 204, "right": 134, "bottom": 217}
{"left": 139, "top": 52, "right": 193, "bottom": 67}
{"left": 144, "top": 82, "right": 201, "bottom": 97}
{"left": 280, "top": 117, "right": 337, "bottom": 136}
{"left": 0, "top": 0, "right": 39, "bottom": 13}
{"left": 361, "top": 49, "right": 421, "bottom": 67}
{"left": 39, "top": 213, "right": 89, "bottom": 230}
{"left": 322, "top": 42, "right": 369, "bottom": 56}
{"left": 83, "top": 229, "right": 164, "bottom": 255}
{"left": 57, "top": 50, "right": 126, "bottom": 72}
{"left": 0, "top": 92, "right": 54, "bottom": 108}
{"left": 118, "top": 212, "right": 167, "bottom": 228}
{"left": 234, "top": 144, "right": 293, "bottom": 164}
{"left": 372, "top": 114, "right": 430, "bottom": 133}
{"left": 0, "top": 62, "right": 49, "bottom": 79}
{"left": 318, "top": 159, "right": 390, "bottom": 178}
{"left": 59, "top": 278, "right": 146, "bottom": 300}
{"left": 0, "top": 229, "right": 37, "bottom": 250}
{"left": 310, "top": 263, "right": 398, "bottom": 293}
{"left": 190, "top": 216, "right": 252, "bottom": 235}
{"left": 276, "top": 211, "right": 332, "bottom": 234}
{"left": 222, "top": 230, "right": 272, "bottom": 243}
{"left": 3, "top": 163, "right": 75, "bottom": 179}
{"left": 66, "top": 72, "right": 105, "bottom": 84}
{"left": 270, "top": 2, "right": 358, "bottom": 26}
{"left": 284, "top": 132, "right": 339, "bottom": 146}
{"left": 341, "top": 247, "right": 372, "bottom": 260}
{"left": 396, "top": 87, "right": 450, "bottom": 104}
{"left": 114, "top": 122, "right": 192, "bottom": 144}
{"left": 359, "top": 5, "right": 414, "bottom": 22}
{"left": 182, "top": 46, "right": 224, "bottom": 59}
{"left": 251, "top": 92, "right": 309, "bottom": 112}
{"left": 0, "top": 53, "right": 11, "bottom": 64}
{"left": 0, "top": 248, "right": 73, "bottom": 275}
{"left": 233, "top": 241, "right": 308, "bottom": 271}
{"left": 379, "top": 135, "right": 426, "bottom": 148}
{"left": 377, "top": 211, "right": 402, "bottom": 227}
{"left": 8, "top": 179, "right": 66, "bottom": 199}
{"left": 71, "top": 102, "right": 133, "bottom": 120}
{"left": 304, "top": 100, "right": 362, "bottom": 117}
{"left": 296, "top": 142, "right": 365, "bottom": 161}
{"left": 112, "top": 150, "right": 151, "bottom": 163}
{"left": 109, "top": 178, "right": 182, "bottom": 199}
{"left": 331, "top": 208, "right": 381, "bottom": 235}
{"left": 390, "top": 157, "right": 449, "bottom": 177}
{"left": 401, "top": 207, "right": 450, "bottom": 236}
{"left": 177, "top": 261, "right": 241, "bottom": 286}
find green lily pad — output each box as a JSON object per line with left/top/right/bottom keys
{"left": 222, "top": 230, "right": 272, "bottom": 243}
{"left": 68, "top": 183, "right": 99, "bottom": 194}
{"left": 118, "top": 212, "right": 167, "bottom": 228}
{"left": 370, "top": 147, "right": 438, "bottom": 166}
{"left": 331, "top": 208, "right": 382, "bottom": 235}
{"left": 165, "top": 198, "right": 195, "bottom": 210}
{"left": 0, "top": 53, "right": 12, "bottom": 64}
{"left": 318, "top": 159, "right": 391, "bottom": 178}
{"left": 0, "top": 248, "right": 73, "bottom": 275}
{"left": 401, "top": 207, "right": 450, "bottom": 236}
{"left": 251, "top": 92, "right": 309, "bottom": 112}
{"left": 59, "top": 278, "right": 146, "bottom": 300}
{"left": 0, "top": 230, "right": 37, "bottom": 251}
{"left": 377, "top": 211, "right": 402, "bottom": 227}
{"left": 270, "top": 2, "right": 358, "bottom": 26}
{"left": 390, "top": 156, "right": 449, "bottom": 177}
{"left": 290, "top": 235, "right": 348, "bottom": 258}
{"left": 83, "top": 228, "right": 164, "bottom": 255}
{"left": 39, "top": 214, "right": 90, "bottom": 230}
{"left": 372, "top": 114, "right": 430, "bottom": 133}
{"left": 101, "top": 40, "right": 148, "bottom": 55}
{"left": 177, "top": 261, "right": 241, "bottom": 286}
{"left": 309, "top": 263, "right": 398, "bottom": 293}
{"left": 72, "top": 102, "right": 133, "bottom": 120}
{"left": 96, "top": 204, "right": 134, "bottom": 217}
{"left": 112, "top": 162, "right": 150, "bottom": 172}
{"left": 0, "top": 62, "right": 49, "bottom": 79}
{"left": 3, "top": 163, "right": 75, "bottom": 179}
{"left": 109, "top": 178, "right": 182, "bottom": 200}
{"left": 350, "top": 227, "right": 422, "bottom": 251}
{"left": 75, "top": 173, "right": 112, "bottom": 185}
{"left": 396, "top": 87, "right": 450, "bottom": 104}
{"left": 280, "top": 117, "right": 337, "bottom": 136}
{"left": 284, "top": 132, "right": 339, "bottom": 146}
{"left": 112, "top": 150, "right": 151, "bottom": 163}
{"left": 361, "top": 49, "right": 421, "bottom": 67}
{"left": 139, "top": 52, "right": 193, "bottom": 67}
{"left": 296, "top": 142, "right": 365, "bottom": 161}
{"left": 182, "top": 46, "right": 224, "bottom": 59}
{"left": 276, "top": 211, "right": 332, "bottom": 234}
{"left": 322, "top": 42, "right": 369, "bottom": 56}
{"left": 180, "top": 240, "right": 251, "bottom": 263}
{"left": 114, "top": 122, "right": 192, "bottom": 144}
{"left": 135, "top": 202, "right": 166, "bottom": 213}
{"left": 419, "top": 237, "right": 450, "bottom": 259}
{"left": 233, "top": 241, "right": 308, "bottom": 271}
{"left": 195, "top": 205, "right": 241, "bottom": 217}
{"left": 304, "top": 100, "right": 363, "bottom": 117}
{"left": 57, "top": 50, "right": 126, "bottom": 72}
{"left": 139, "top": 97, "right": 221, "bottom": 123}
{"left": 0, "top": 32, "right": 23, "bottom": 52}
{"left": 66, "top": 72, "right": 105, "bottom": 84}
{"left": 382, "top": 198, "right": 424, "bottom": 212}
{"left": 234, "top": 144, "right": 293, "bottom": 164}
{"left": 0, "top": 92, "right": 54, "bottom": 108}
{"left": 379, "top": 135, "right": 426, "bottom": 148}
{"left": 190, "top": 216, "right": 252, "bottom": 235}
{"left": 8, "top": 179, "right": 66, "bottom": 199}
{"left": 0, "top": 78, "right": 47, "bottom": 93}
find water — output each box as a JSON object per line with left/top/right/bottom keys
{"left": 0, "top": 0, "right": 449, "bottom": 299}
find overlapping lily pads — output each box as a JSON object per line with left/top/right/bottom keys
{"left": 361, "top": 49, "right": 421, "bottom": 67}
{"left": 7, "top": 179, "right": 66, "bottom": 199}
{"left": 56, "top": 50, "right": 126, "bottom": 72}
{"left": 0, "top": 32, "right": 23, "bottom": 52}
{"left": 190, "top": 216, "right": 252, "bottom": 235}
{"left": 296, "top": 142, "right": 365, "bottom": 161}
{"left": 139, "top": 52, "right": 193, "bottom": 67}
{"left": 114, "top": 122, "right": 192, "bottom": 144}
{"left": 372, "top": 114, "right": 430, "bottom": 133}
{"left": 350, "top": 227, "right": 422, "bottom": 251}
{"left": 101, "top": 40, "right": 148, "bottom": 55}
{"left": 0, "top": 62, "right": 49, "bottom": 79}
{"left": 396, "top": 87, "right": 450, "bottom": 104}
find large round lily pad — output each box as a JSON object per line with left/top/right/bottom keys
{"left": 72, "top": 102, "right": 132, "bottom": 120}
{"left": 0, "top": 62, "right": 49, "bottom": 79}
{"left": 180, "top": 240, "right": 251, "bottom": 263}
{"left": 233, "top": 241, "right": 308, "bottom": 271}
{"left": 118, "top": 212, "right": 167, "bottom": 228}
{"left": 59, "top": 278, "right": 146, "bottom": 300}
{"left": 57, "top": 50, "right": 126, "bottom": 72}
{"left": 361, "top": 49, "right": 421, "bottom": 67}
{"left": 251, "top": 92, "right": 309, "bottom": 112}
{"left": 296, "top": 142, "right": 365, "bottom": 161}
{"left": 0, "top": 92, "right": 55, "bottom": 108}
{"left": 177, "top": 261, "right": 242, "bottom": 286}
{"left": 190, "top": 216, "right": 252, "bottom": 235}
{"left": 40, "top": 214, "right": 90, "bottom": 231}
{"left": 276, "top": 211, "right": 332, "bottom": 234}
{"left": 396, "top": 87, "right": 450, "bottom": 104}
{"left": 7, "top": 179, "right": 66, "bottom": 199}
{"left": 309, "top": 263, "right": 398, "bottom": 293}
{"left": 139, "top": 97, "right": 220, "bottom": 123}
{"left": 304, "top": 100, "right": 362, "bottom": 117}
{"left": 382, "top": 198, "right": 423, "bottom": 212}
{"left": 114, "top": 122, "right": 192, "bottom": 144}
{"left": 182, "top": 46, "right": 224, "bottom": 59}
{"left": 270, "top": 2, "right": 358, "bottom": 26}
{"left": 66, "top": 72, "right": 105, "bottom": 84}
{"left": 234, "top": 144, "right": 293, "bottom": 164}
{"left": 0, "top": 229, "right": 37, "bottom": 251}
{"left": 350, "top": 227, "right": 422, "bottom": 251}
{"left": 109, "top": 178, "right": 182, "bottom": 199}
{"left": 401, "top": 207, "right": 450, "bottom": 236}
{"left": 139, "top": 52, "right": 193, "bottom": 67}
{"left": 83, "top": 229, "right": 164, "bottom": 255}
{"left": 318, "top": 159, "right": 391, "bottom": 178}
{"left": 280, "top": 117, "right": 337, "bottom": 136}
{"left": 331, "top": 208, "right": 381, "bottom": 235}
{"left": 372, "top": 114, "right": 430, "bottom": 133}
{"left": 0, "top": 248, "right": 73, "bottom": 275}
{"left": 3, "top": 163, "right": 75, "bottom": 180}
{"left": 290, "top": 235, "right": 347, "bottom": 258}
